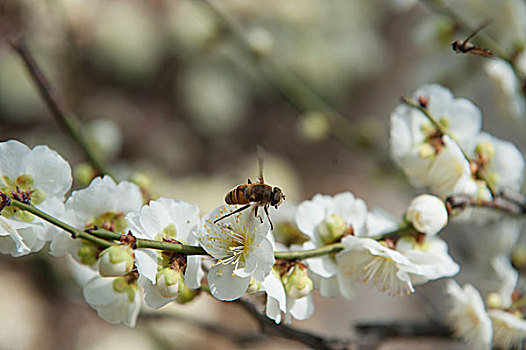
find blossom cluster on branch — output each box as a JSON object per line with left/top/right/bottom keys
{"left": 0, "top": 82, "right": 525, "bottom": 347}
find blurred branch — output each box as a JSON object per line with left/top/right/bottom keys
{"left": 235, "top": 296, "right": 351, "bottom": 349}
{"left": 203, "top": 0, "right": 376, "bottom": 150}
{"left": 8, "top": 38, "right": 114, "bottom": 178}
{"left": 446, "top": 193, "right": 526, "bottom": 216}
{"left": 354, "top": 321, "right": 453, "bottom": 344}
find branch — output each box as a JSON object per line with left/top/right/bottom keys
{"left": 354, "top": 321, "right": 453, "bottom": 338}
{"left": 235, "top": 296, "right": 351, "bottom": 350}
{"left": 8, "top": 38, "right": 114, "bottom": 178}
{"left": 10, "top": 198, "right": 113, "bottom": 247}
{"left": 446, "top": 193, "right": 526, "bottom": 216}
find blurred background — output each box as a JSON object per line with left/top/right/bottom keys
{"left": 0, "top": 0, "right": 525, "bottom": 349}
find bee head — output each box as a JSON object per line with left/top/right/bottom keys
{"left": 270, "top": 187, "right": 285, "bottom": 207}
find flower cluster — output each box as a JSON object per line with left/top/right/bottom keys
{"left": 390, "top": 84, "right": 524, "bottom": 210}
{"left": 0, "top": 138, "right": 461, "bottom": 327}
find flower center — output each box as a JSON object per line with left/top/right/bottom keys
{"left": 0, "top": 174, "right": 46, "bottom": 222}
{"left": 85, "top": 211, "right": 127, "bottom": 233}
{"left": 217, "top": 224, "right": 252, "bottom": 270}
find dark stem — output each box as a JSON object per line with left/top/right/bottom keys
{"left": 235, "top": 296, "right": 350, "bottom": 350}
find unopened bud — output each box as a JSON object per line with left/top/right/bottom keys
{"left": 317, "top": 214, "right": 346, "bottom": 245}
{"left": 282, "top": 264, "right": 313, "bottom": 299}
{"left": 99, "top": 245, "right": 134, "bottom": 277}
{"left": 78, "top": 243, "right": 100, "bottom": 266}
{"left": 405, "top": 194, "right": 448, "bottom": 236}
{"left": 156, "top": 267, "right": 185, "bottom": 298}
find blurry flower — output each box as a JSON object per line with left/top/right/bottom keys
{"left": 126, "top": 198, "right": 203, "bottom": 308}
{"left": 467, "top": 132, "right": 524, "bottom": 193}
{"left": 89, "top": 1, "right": 164, "bottom": 80}
{"left": 197, "top": 205, "right": 274, "bottom": 301}
{"left": 489, "top": 309, "right": 526, "bottom": 349}
{"left": 337, "top": 235, "right": 421, "bottom": 296}
{"left": 83, "top": 119, "right": 123, "bottom": 160}
{"left": 297, "top": 111, "right": 331, "bottom": 142}
{"left": 490, "top": 256, "right": 518, "bottom": 309}
{"left": 246, "top": 27, "right": 274, "bottom": 58}
{"left": 484, "top": 59, "right": 526, "bottom": 121}
{"left": 0, "top": 140, "right": 71, "bottom": 257}
{"left": 50, "top": 176, "right": 142, "bottom": 264}
{"left": 446, "top": 281, "right": 492, "bottom": 349}
{"left": 405, "top": 194, "right": 448, "bottom": 236}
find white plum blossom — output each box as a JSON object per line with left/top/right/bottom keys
{"left": 490, "top": 256, "right": 519, "bottom": 309}
{"left": 390, "top": 84, "right": 482, "bottom": 198}
{"left": 405, "top": 194, "right": 448, "bottom": 236}
{"left": 396, "top": 236, "right": 459, "bottom": 285}
{"left": 262, "top": 266, "right": 315, "bottom": 325}
{"left": 68, "top": 257, "right": 141, "bottom": 327}
{"left": 484, "top": 57, "right": 526, "bottom": 121}
{"left": 0, "top": 140, "right": 72, "bottom": 257}
{"left": 83, "top": 274, "right": 141, "bottom": 328}
{"left": 337, "top": 235, "right": 422, "bottom": 296}
{"left": 295, "top": 192, "right": 367, "bottom": 299}
{"left": 466, "top": 132, "right": 525, "bottom": 193}
{"left": 197, "top": 205, "right": 274, "bottom": 301}
{"left": 126, "top": 198, "right": 203, "bottom": 309}
{"left": 489, "top": 309, "right": 526, "bottom": 349}
{"left": 446, "top": 280, "right": 492, "bottom": 349}
{"left": 50, "top": 176, "right": 143, "bottom": 265}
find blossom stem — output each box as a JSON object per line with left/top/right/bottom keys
{"left": 274, "top": 243, "right": 344, "bottom": 260}
{"left": 9, "top": 198, "right": 113, "bottom": 248}
{"left": 8, "top": 38, "right": 114, "bottom": 179}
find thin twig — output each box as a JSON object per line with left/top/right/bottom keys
{"left": 446, "top": 193, "right": 526, "bottom": 215}
{"left": 235, "top": 296, "right": 351, "bottom": 350}
{"left": 8, "top": 38, "right": 114, "bottom": 178}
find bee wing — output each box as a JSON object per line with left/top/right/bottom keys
{"left": 463, "top": 20, "right": 492, "bottom": 44}
{"left": 257, "top": 145, "right": 265, "bottom": 183}
{"left": 468, "top": 47, "right": 493, "bottom": 57}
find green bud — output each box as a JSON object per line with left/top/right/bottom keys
{"left": 15, "top": 174, "right": 34, "bottom": 190}
{"left": 282, "top": 264, "right": 313, "bottom": 299}
{"left": 78, "top": 243, "right": 100, "bottom": 266}
{"left": 112, "top": 277, "right": 137, "bottom": 302}
{"left": 156, "top": 267, "right": 185, "bottom": 298}
{"left": 317, "top": 214, "right": 346, "bottom": 245}
{"left": 99, "top": 245, "right": 134, "bottom": 277}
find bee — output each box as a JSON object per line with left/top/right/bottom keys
{"left": 451, "top": 22, "right": 493, "bottom": 58}
{"left": 213, "top": 148, "right": 285, "bottom": 230}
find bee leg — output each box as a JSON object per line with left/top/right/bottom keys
{"left": 213, "top": 204, "right": 252, "bottom": 224}
{"left": 264, "top": 205, "right": 274, "bottom": 230}
{"left": 248, "top": 178, "right": 252, "bottom": 184}
{"left": 254, "top": 206, "right": 263, "bottom": 223}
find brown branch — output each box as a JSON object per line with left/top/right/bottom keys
{"left": 446, "top": 193, "right": 526, "bottom": 216}
{"left": 234, "top": 296, "right": 351, "bottom": 350}
{"left": 7, "top": 37, "right": 113, "bottom": 178}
